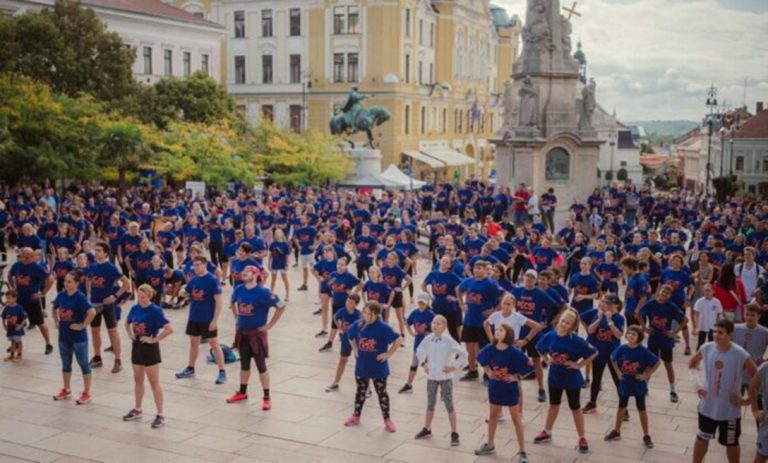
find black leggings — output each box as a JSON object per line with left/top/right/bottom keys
{"left": 697, "top": 330, "right": 713, "bottom": 351}
{"left": 549, "top": 387, "right": 581, "bottom": 410}
{"left": 356, "top": 261, "right": 370, "bottom": 281}
{"left": 239, "top": 339, "right": 267, "bottom": 374}
{"left": 209, "top": 241, "right": 223, "bottom": 266}
{"left": 590, "top": 359, "right": 620, "bottom": 404}
{"left": 618, "top": 394, "right": 647, "bottom": 411}
{"left": 354, "top": 376, "right": 390, "bottom": 419}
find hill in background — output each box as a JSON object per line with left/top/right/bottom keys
{"left": 627, "top": 120, "right": 700, "bottom": 145}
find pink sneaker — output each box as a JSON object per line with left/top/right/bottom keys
{"left": 384, "top": 417, "right": 396, "bottom": 433}
{"left": 344, "top": 415, "right": 360, "bottom": 427}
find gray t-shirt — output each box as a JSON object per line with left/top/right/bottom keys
{"left": 697, "top": 342, "right": 750, "bottom": 421}
{"left": 757, "top": 362, "right": 768, "bottom": 437}
{"left": 734, "top": 324, "right": 768, "bottom": 384}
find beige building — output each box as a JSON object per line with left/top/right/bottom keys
{"left": 168, "top": 0, "right": 521, "bottom": 182}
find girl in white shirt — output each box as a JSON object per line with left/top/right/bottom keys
{"left": 693, "top": 284, "right": 723, "bottom": 351}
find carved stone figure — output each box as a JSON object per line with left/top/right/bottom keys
{"left": 579, "top": 78, "right": 597, "bottom": 130}
{"left": 518, "top": 76, "right": 538, "bottom": 128}
{"left": 561, "top": 15, "right": 572, "bottom": 56}
{"left": 330, "top": 87, "right": 391, "bottom": 147}
{"left": 522, "top": 0, "right": 552, "bottom": 56}
{"left": 502, "top": 78, "right": 515, "bottom": 128}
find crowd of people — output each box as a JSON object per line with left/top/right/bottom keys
{"left": 1, "top": 179, "right": 768, "bottom": 463}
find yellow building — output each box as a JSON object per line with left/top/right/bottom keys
{"left": 168, "top": 0, "right": 520, "bottom": 182}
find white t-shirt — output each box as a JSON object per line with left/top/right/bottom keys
{"left": 697, "top": 342, "right": 750, "bottom": 420}
{"left": 694, "top": 297, "right": 723, "bottom": 331}
{"left": 488, "top": 311, "right": 530, "bottom": 340}
{"left": 527, "top": 195, "right": 540, "bottom": 215}
{"left": 736, "top": 262, "right": 764, "bottom": 300}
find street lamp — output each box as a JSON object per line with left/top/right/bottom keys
{"left": 704, "top": 84, "right": 718, "bottom": 195}
{"left": 301, "top": 70, "right": 312, "bottom": 132}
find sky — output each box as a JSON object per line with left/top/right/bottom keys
{"left": 493, "top": 0, "right": 768, "bottom": 121}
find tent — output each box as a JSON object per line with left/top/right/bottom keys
{"left": 335, "top": 174, "right": 402, "bottom": 189}
{"left": 380, "top": 165, "right": 426, "bottom": 190}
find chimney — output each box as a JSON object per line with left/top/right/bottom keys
{"left": 758, "top": 101, "right": 765, "bottom": 113}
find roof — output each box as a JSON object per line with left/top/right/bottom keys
{"left": 82, "top": 0, "right": 223, "bottom": 28}
{"left": 733, "top": 110, "right": 768, "bottom": 139}
{"left": 617, "top": 130, "right": 637, "bottom": 149}
{"left": 639, "top": 153, "right": 669, "bottom": 168}
{"left": 489, "top": 5, "right": 517, "bottom": 28}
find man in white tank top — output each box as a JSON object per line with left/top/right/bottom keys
{"left": 688, "top": 319, "right": 757, "bottom": 463}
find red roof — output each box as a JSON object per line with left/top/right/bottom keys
{"left": 733, "top": 110, "right": 768, "bottom": 139}
{"left": 83, "top": 0, "right": 223, "bottom": 28}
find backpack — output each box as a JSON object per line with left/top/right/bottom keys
{"left": 207, "top": 344, "right": 238, "bottom": 364}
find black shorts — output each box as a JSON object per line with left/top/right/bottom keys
{"left": 185, "top": 320, "right": 217, "bottom": 340}
{"left": 524, "top": 339, "right": 541, "bottom": 358}
{"left": 549, "top": 387, "right": 581, "bottom": 410}
{"left": 461, "top": 325, "right": 488, "bottom": 344}
{"left": 697, "top": 413, "right": 741, "bottom": 447}
{"left": 649, "top": 345, "right": 673, "bottom": 363}
{"left": 618, "top": 394, "right": 647, "bottom": 411}
{"left": 391, "top": 291, "right": 404, "bottom": 309}
{"left": 90, "top": 304, "right": 117, "bottom": 329}
{"left": 331, "top": 304, "right": 344, "bottom": 329}
{"left": 22, "top": 301, "right": 45, "bottom": 327}
{"left": 131, "top": 341, "right": 162, "bottom": 366}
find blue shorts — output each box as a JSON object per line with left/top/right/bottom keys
{"left": 489, "top": 380, "right": 520, "bottom": 407}
{"left": 340, "top": 336, "right": 352, "bottom": 357}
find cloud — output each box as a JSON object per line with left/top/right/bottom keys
{"left": 493, "top": 0, "right": 768, "bottom": 120}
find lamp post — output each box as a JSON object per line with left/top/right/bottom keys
{"left": 301, "top": 71, "right": 312, "bottom": 132}
{"left": 719, "top": 127, "right": 726, "bottom": 177}
{"left": 729, "top": 136, "right": 734, "bottom": 174}
{"left": 704, "top": 84, "right": 718, "bottom": 195}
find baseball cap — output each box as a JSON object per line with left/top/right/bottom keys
{"left": 416, "top": 293, "right": 431, "bottom": 305}
{"left": 524, "top": 269, "right": 538, "bottom": 278}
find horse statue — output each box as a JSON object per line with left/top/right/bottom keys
{"left": 329, "top": 87, "right": 391, "bottom": 148}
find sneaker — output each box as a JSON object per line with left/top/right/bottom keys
{"left": 604, "top": 430, "right": 621, "bottom": 441}
{"left": 262, "top": 398, "right": 272, "bottom": 410}
{"left": 537, "top": 388, "right": 547, "bottom": 403}
{"left": 53, "top": 388, "right": 72, "bottom": 401}
{"left": 151, "top": 415, "right": 165, "bottom": 429}
{"left": 315, "top": 330, "right": 328, "bottom": 338}
{"left": 45, "top": 344, "right": 53, "bottom": 355}
{"left": 75, "top": 392, "right": 92, "bottom": 405}
{"left": 298, "top": 284, "right": 308, "bottom": 291}
{"left": 344, "top": 414, "right": 360, "bottom": 427}
{"left": 450, "top": 432, "right": 459, "bottom": 446}
{"left": 90, "top": 356, "right": 103, "bottom": 368}
{"left": 643, "top": 435, "right": 654, "bottom": 449}
{"left": 123, "top": 408, "right": 143, "bottom": 421}
{"left": 582, "top": 402, "right": 597, "bottom": 414}
{"left": 318, "top": 341, "right": 332, "bottom": 352}
{"left": 459, "top": 370, "right": 479, "bottom": 381}
{"left": 398, "top": 384, "right": 413, "bottom": 394}
{"left": 215, "top": 371, "right": 227, "bottom": 385}
{"left": 312, "top": 309, "right": 322, "bottom": 316}
{"left": 384, "top": 417, "right": 396, "bottom": 432}
{"left": 175, "top": 367, "right": 195, "bottom": 379}
{"left": 578, "top": 437, "right": 589, "bottom": 453}
{"left": 226, "top": 392, "right": 248, "bottom": 403}
{"left": 533, "top": 430, "right": 552, "bottom": 444}
{"left": 684, "top": 346, "right": 692, "bottom": 356}
{"left": 325, "top": 383, "right": 339, "bottom": 392}
{"left": 670, "top": 391, "right": 679, "bottom": 403}
{"left": 474, "top": 443, "right": 495, "bottom": 456}
{"left": 414, "top": 427, "right": 432, "bottom": 440}
{"left": 583, "top": 378, "right": 591, "bottom": 389}
{"left": 517, "top": 452, "right": 529, "bottom": 463}
{"left": 111, "top": 360, "right": 122, "bottom": 374}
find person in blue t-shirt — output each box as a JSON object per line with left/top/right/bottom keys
{"left": 363, "top": 265, "right": 394, "bottom": 319}
{"left": 422, "top": 256, "right": 463, "bottom": 341}
{"left": 123, "top": 284, "right": 173, "bottom": 428}
{"left": 268, "top": 229, "right": 291, "bottom": 301}
{"left": 176, "top": 256, "right": 227, "bottom": 385}
{"left": 52, "top": 271, "right": 96, "bottom": 404}
{"left": 580, "top": 295, "right": 625, "bottom": 415}
{"left": 398, "top": 294, "right": 435, "bottom": 393}
{"left": 353, "top": 225, "right": 379, "bottom": 280}
{"left": 2, "top": 291, "right": 27, "bottom": 361}
{"left": 659, "top": 254, "right": 693, "bottom": 355}
{"left": 568, "top": 257, "right": 600, "bottom": 317}
{"left": 9, "top": 247, "right": 54, "bottom": 354}
{"left": 227, "top": 266, "right": 285, "bottom": 410}
{"left": 319, "top": 258, "right": 361, "bottom": 353}
{"left": 344, "top": 301, "right": 401, "bottom": 432}
{"left": 534, "top": 308, "right": 598, "bottom": 454}
{"left": 621, "top": 256, "right": 648, "bottom": 325}
{"left": 325, "top": 294, "right": 362, "bottom": 392}
{"left": 126, "top": 237, "right": 155, "bottom": 288}
{"left": 312, "top": 245, "right": 338, "bottom": 338}
{"left": 638, "top": 284, "right": 687, "bottom": 403}
{"left": 595, "top": 251, "right": 621, "bottom": 295}
{"left": 381, "top": 250, "right": 412, "bottom": 340}
{"left": 605, "top": 325, "right": 661, "bottom": 448}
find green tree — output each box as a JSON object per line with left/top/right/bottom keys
{"left": 145, "top": 72, "right": 235, "bottom": 128}
{"left": 97, "top": 120, "right": 156, "bottom": 191}
{"left": 0, "top": 1, "right": 136, "bottom": 102}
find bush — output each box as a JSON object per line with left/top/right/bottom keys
{"left": 604, "top": 170, "right": 614, "bottom": 181}
{"left": 617, "top": 168, "right": 628, "bottom": 181}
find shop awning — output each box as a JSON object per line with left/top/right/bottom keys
{"left": 420, "top": 148, "right": 475, "bottom": 167}
{"left": 402, "top": 150, "right": 446, "bottom": 169}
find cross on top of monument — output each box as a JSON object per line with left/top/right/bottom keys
{"left": 563, "top": 1, "right": 582, "bottom": 20}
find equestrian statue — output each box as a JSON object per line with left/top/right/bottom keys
{"left": 330, "top": 87, "right": 390, "bottom": 148}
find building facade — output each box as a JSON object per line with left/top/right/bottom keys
{"left": 1, "top": 0, "right": 225, "bottom": 84}
{"left": 169, "top": 0, "right": 521, "bottom": 182}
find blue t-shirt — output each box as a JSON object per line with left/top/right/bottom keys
{"left": 625, "top": 273, "right": 649, "bottom": 316}
{"left": 329, "top": 271, "right": 360, "bottom": 308}
{"left": 347, "top": 319, "right": 400, "bottom": 379}
{"left": 129, "top": 250, "right": 155, "bottom": 282}
{"left": 9, "top": 261, "right": 50, "bottom": 305}
{"left": 659, "top": 268, "right": 692, "bottom": 307}
{"left": 86, "top": 261, "right": 122, "bottom": 303}
{"left": 458, "top": 277, "right": 502, "bottom": 328}
{"left": 531, "top": 246, "right": 559, "bottom": 271}
{"left": 1, "top": 304, "right": 27, "bottom": 337}
{"left": 536, "top": 331, "right": 597, "bottom": 389}
{"left": 477, "top": 344, "right": 534, "bottom": 405}
{"left": 423, "top": 270, "right": 462, "bottom": 314}
{"left": 229, "top": 257, "right": 262, "bottom": 286}
{"left": 638, "top": 299, "right": 685, "bottom": 350}
{"left": 147, "top": 267, "right": 166, "bottom": 292}
{"left": 354, "top": 236, "right": 379, "bottom": 264}
{"left": 406, "top": 308, "right": 435, "bottom": 349}
{"left": 54, "top": 290, "right": 92, "bottom": 344}
{"left": 334, "top": 308, "right": 362, "bottom": 339}
{"left": 231, "top": 284, "right": 283, "bottom": 331}
{"left": 269, "top": 241, "right": 291, "bottom": 270}
{"left": 568, "top": 273, "right": 600, "bottom": 313}
{"left": 363, "top": 280, "right": 392, "bottom": 305}
{"left": 126, "top": 303, "right": 169, "bottom": 338}
{"left": 511, "top": 286, "right": 558, "bottom": 339}
{"left": 611, "top": 344, "right": 660, "bottom": 397}
{"left": 50, "top": 236, "right": 77, "bottom": 254}
{"left": 313, "top": 259, "right": 337, "bottom": 294}
{"left": 580, "top": 309, "right": 625, "bottom": 362}
{"left": 381, "top": 265, "right": 407, "bottom": 291}
{"left": 53, "top": 259, "right": 75, "bottom": 283}
{"left": 185, "top": 272, "right": 222, "bottom": 323}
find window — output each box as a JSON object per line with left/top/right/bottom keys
{"left": 290, "top": 105, "right": 302, "bottom": 132}
{"left": 418, "top": 61, "right": 423, "bottom": 84}
{"left": 545, "top": 148, "right": 570, "bottom": 180}
{"left": 183, "top": 51, "right": 191, "bottom": 77}
{"left": 736, "top": 156, "right": 744, "bottom": 171}
{"left": 442, "top": 108, "right": 446, "bottom": 133}
{"left": 455, "top": 31, "right": 463, "bottom": 77}
{"left": 404, "top": 105, "right": 410, "bottom": 135}
{"left": 348, "top": 6, "right": 359, "bottom": 33}
{"left": 763, "top": 158, "right": 768, "bottom": 172}
{"left": 405, "top": 8, "right": 410, "bottom": 37}
{"left": 290, "top": 54, "right": 301, "bottom": 84}
{"left": 333, "top": 53, "right": 345, "bottom": 83}
{"left": 430, "top": 23, "right": 434, "bottom": 48}
{"left": 164, "top": 49, "right": 172, "bottom": 76}
{"left": 289, "top": 8, "right": 301, "bottom": 36}
{"left": 334, "top": 7, "right": 346, "bottom": 34}
{"left": 262, "top": 55, "right": 273, "bottom": 84}
{"left": 201, "top": 54, "right": 209, "bottom": 75}
{"left": 142, "top": 46, "right": 152, "bottom": 74}
{"left": 420, "top": 106, "right": 426, "bottom": 134}
{"left": 620, "top": 161, "right": 627, "bottom": 168}
{"left": 193, "top": 12, "right": 204, "bottom": 18}
{"left": 419, "top": 19, "right": 423, "bottom": 45}
{"left": 405, "top": 54, "right": 410, "bottom": 83}
{"left": 234, "top": 10, "right": 245, "bottom": 38}
{"left": 347, "top": 53, "right": 358, "bottom": 83}
{"left": 262, "top": 105, "right": 273, "bottom": 123}
{"left": 457, "top": 109, "right": 462, "bottom": 132}
{"left": 429, "top": 63, "right": 433, "bottom": 85}
{"left": 234, "top": 55, "right": 246, "bottom": 84}
{"left": 261, "top": 9, "right": 273, "bottom": 37}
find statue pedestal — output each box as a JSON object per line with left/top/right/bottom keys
{"left": 346, "top": 146, "right": 383, "bottom": 178}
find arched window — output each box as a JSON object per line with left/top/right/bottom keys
{"left": 545, "top": 148, "right": 570, "bottom": 180}
{"left": 420, "top": 106, "right": 426, "bottom": 134}
{"left": 455, "top": 30, "right": 463, "bottom": 77}
{"left": 467, "top": 34, "right": 475, "bottom": 80}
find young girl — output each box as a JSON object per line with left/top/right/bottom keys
{"left": 534, "top": 308, "right": 598, "bottom": 453}
{"left": 2, "top": 291, "right": 26, "bottom": 362}
{"left": 362, "top": 265, "right": 394, "bottom": 322}
{"left": 268, "top": 229, "right": 291, "bottom": 301}
{"left": 146, "top": 256, "right": 166, "bottom": 306}
{"left": 474, "top": 323, "right": 535, "bottom": 463}
{"left": 381, "top": 251, "right": 412, "bottom": 340}
{"left": 605, "top": 325, "right": 660, "bottom": 448}
{"left": 311, "top": 246, "right": 338, "bottom": 338}
{"left": 325, "top": 294, "right": 362, "bottom": 392}
{"left": 414, "top": 315, "right": 468, "bottom": 446}
{"left": 398, "top": 294, "right": 435, "bottom": 393}
{"left": 692, "top": 283, "right": 723, "bottom": 350}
